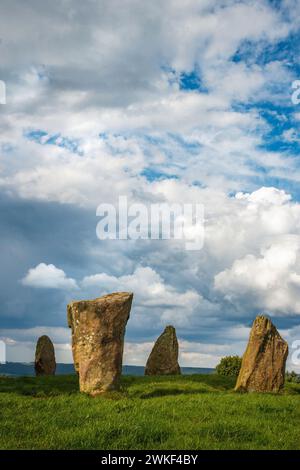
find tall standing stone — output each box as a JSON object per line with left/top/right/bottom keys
{"left": 35, "top": 335, "right": 56, "bottom": 376}
{"left": 145, "top": 325, "right": 181, "bottom": 376}
{"left": 67, "top": 292, "right": 133, "bottom": 395}
{"left": 235, "top": 315, "right": 288, "bottom": 393}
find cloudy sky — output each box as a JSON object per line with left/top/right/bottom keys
{"left": 1, "top": 0, "right": 300, "bottom": 370}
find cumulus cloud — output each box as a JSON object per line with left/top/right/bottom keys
{"left": 123, "top": 339, "right": 234, "bottom": 368}
{"left": 11, "top": 184, "right": 300, "bottom": 366}
{"left": 213, "top": 187, "right": 300, "bottom": 315}
{"left": 82, "top": 266, "right": 200, "bottom": 308}
{"left": 0, "top": 0, "right": 297, "bottom": 210}
{"left": 81, "top": 266, "right": 209, "bottom": 329}
{"left": 235, "top": 187, "right": 292, "bottom": 206}
{"left": 1, "top": 1, "right": 300, "bottom": 366}
{"left": 21, "top": 263, "right": 78, "bottom": 290}
{"left": 0, "top": 326, "right": 72, "bottom": 362}
{"left": 215, "top": 236, "right": 300, "bottom": 314}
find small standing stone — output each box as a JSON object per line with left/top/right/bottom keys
{"left": 235, "top": 315, "right": 288, "bottom": 392}
{"left": 35, "top": 335, "right": 56, "bottom": 376}
{"left": 67, "top": 292, "right": 133, "bottom": 395}
{"left": 145, "top": 325, "right": 181, "bottom": 376}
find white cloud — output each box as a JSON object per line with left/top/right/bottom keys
{"left": 0, "top": 0, "right": 296, "bottom": 210}
{"left": 125, "top": 338, "right": 233, "bottom": 368}
{"left": 123, "top": 341, "right": 153, "bottom": 366}
{"left": 235, "top": 187, "right": 292, "bottom": 206}
{"left": 0, "top": 326, "right": 71, "bottom": 344}
{"left": 21, "top": 263, "right": 78, "bottom": 290}
{"left": 18, "top": 184, "right": 300, "bottom": 336}
{"left": 81, "top": 266, "right": 208, "bottom": 329}
{"left": 82, "top": 266, "right": 200, "bottom": 308}
{"left": 1, "top": 1, "right": 300, "bottom": 365}
{"left": 3, "top": 324, "right": 298, "bottom": 371}
{"left": 215, "top": 236, "right": 300, "bottom": 314}
{"left": 0, "top": 326, "right": 72, "bottom": 363}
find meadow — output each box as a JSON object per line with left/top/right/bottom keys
{"left": 0, "top": 374, "right": 300, "bottom": 450}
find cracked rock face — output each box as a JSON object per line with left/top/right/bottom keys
{"left": 235, "top": 315, "right": 288, "bottom": 393}
{"left": 35, "top": 335, "right": 56, "bottom": 376}
{"left": 145, "top": 325, "right": 181, "bottom": 376}
{"left": 67, "top": 292, "right": 133, "bottom": 395}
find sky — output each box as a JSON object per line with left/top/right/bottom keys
{"left": 1, "top": 0, "right": 300, "bottom": 371}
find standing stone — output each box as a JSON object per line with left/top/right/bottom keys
{"left": 145, "top": 325, "right": 181, "bottom": 376}
{"left": 235, "top": 315, "right": 288, "bottom": 392}
{"left": 35, "top": 335, "right": 56, "bottom": 376}
{"left": 67, "top": 292, "right": 133, "bottom": 395}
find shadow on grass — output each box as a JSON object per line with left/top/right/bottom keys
{"left": 122, "top": 373, "right": 236, "bottom": 391}
{"left": 285, "top": 383, "right": 300, "bottom": 395}
{"left": 139, "top": 387, "right": 209, "bottom": 399}
{"left": 187, "top": 374, "right": 236, "bottom": 390}
{"left": 0, "top": 375, "right": 79, "bottom": 397}
{"left": 198, "top": 422, "right": 262, "bottom": 443}
{"left": 0, "top": 373, "right": 237, "bottom": 398}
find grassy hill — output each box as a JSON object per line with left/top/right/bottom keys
{"left": 0, "top": 373, "right": 300, "bottom": 450}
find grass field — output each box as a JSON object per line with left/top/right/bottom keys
{"left": 0, "top": 373, "right": 300, "bottom": 450}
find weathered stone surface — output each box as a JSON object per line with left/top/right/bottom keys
{"left": 67, "top": 292, "right": 133, "bottom": 395}
{"left": 235, "top": 315, "right": 288, "bottom": 393}
{"left": 35, "top": 335, "right": 56, "bottom": 376}
{"left": 145, "top": 325, "right": 181, "bottom": 376}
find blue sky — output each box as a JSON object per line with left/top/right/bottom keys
{"left": 1, "top": 0, "right": 300, "bottom": 370}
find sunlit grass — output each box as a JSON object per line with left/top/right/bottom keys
{"left": 0, "top": 374, "right": 299, "bottom": 449}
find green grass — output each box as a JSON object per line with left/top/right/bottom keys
{"left": 0, "top": 373, "right": 300, "bottom": 450}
